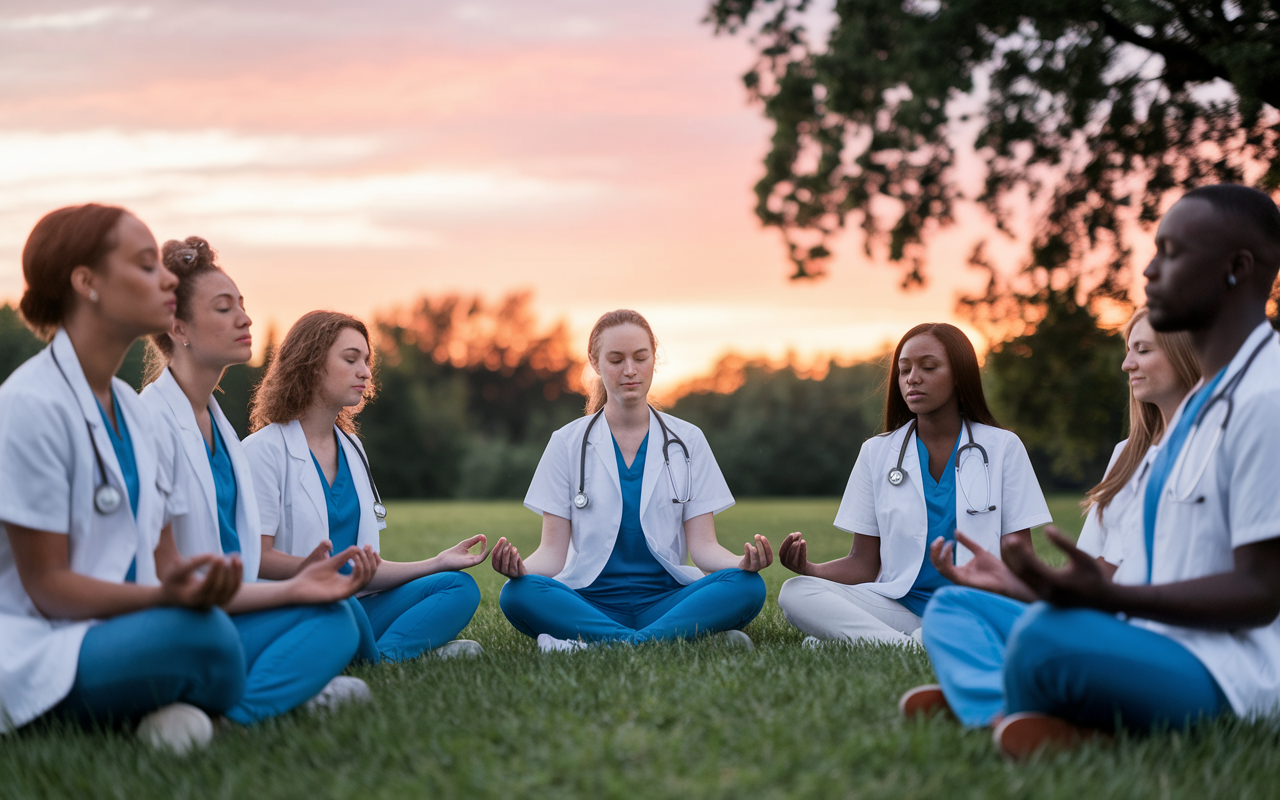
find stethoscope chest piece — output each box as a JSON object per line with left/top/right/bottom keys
{"left": 372, "top": 501, "right": 387, "bottom": 522}
{"left": 887, "top": 467, "right": 905, "bottom": 486}
{"left": 94, "top": 484, "right": 123, "bottom": 515}
{"left": 573, "top": 492, "right": 589, "bottom": 509}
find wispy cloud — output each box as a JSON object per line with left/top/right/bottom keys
{"left": 0, "top": 129, "right": 614, "bottom": 249}
{"left": 0, "top": 6, "right": 152, "bottom": 32}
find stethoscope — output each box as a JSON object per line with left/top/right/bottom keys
{"left": 1168, "top": 331, "right": 1275, "bottom": 503}
{"left": 573, "top": 405, "right": 691, "bottom": 509}
{"left": 339, "top": 429, "right": 387, "bottom": 521}
{"left": 887, "top": 418, "right": 996, "bottom": 515}
{"left": 49, "top": 347, "right": 123, "bottom": 515}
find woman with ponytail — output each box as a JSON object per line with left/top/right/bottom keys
{"left": 140, "top": 237, "right": 378, "bottom": 722}
{"left": 492, "top": 310, "right": 771, "bottom": 651}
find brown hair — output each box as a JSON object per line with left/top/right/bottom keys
{"left": 883, "top": 323, "right": 999, "bottom": 433}
{"left": 584, "top": 309, "right": 658, "bottom": 415}
{"left": 142, "top": 237, "right": 224, "bottom": 385}
{"left": 19, "top": 204, "right": 128, "bottom": 341}
{"left": 248, "top": 311, "right": 377, "bottom": 434}
{"left": 1084, "top": 307, "right": 1199, "bottom": 515}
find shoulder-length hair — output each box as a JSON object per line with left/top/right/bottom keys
{"left": 1084, "top": 307, "right": 1199, "bottom": 515}
{"left": 883, "top": 322, "right": 999, "bottom": 433}
{"left": 249, "top": 310, "right": 377, "bottom": 434}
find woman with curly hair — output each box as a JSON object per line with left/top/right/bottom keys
{"left": 243, "top": 311, "right": 487, "bottom": 663}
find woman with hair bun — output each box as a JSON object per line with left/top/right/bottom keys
{"left": 140, "top": 236, "right": 379, "bottom": 721}
{"left": 775, "top": 323, "right": 1052, "bottom": 647}
{"left": 243, "top": 310, "right": 487, "bottom": 663}
{"left": 0, "top": 205, "right": 244, "bottom": 752}
{"left": 492, "top": 309, "right": 771, "bottom": 651}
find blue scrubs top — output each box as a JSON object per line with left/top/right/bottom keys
{"left": 579, "top": 433, "right": 681, "bottom": 611}
{"left": 205, "top": 418, "right": 240, "bottom": 556}
{"left": 897, "top": 430, "right": 961, "bottom": 616}
{"left": 96, "top": 390, "right": 139, "bottom": 582}
{"left": 313, "top": 438, "right": 360, "bottom": 574}
{"left": 1142, "top": 366, "right": 1227, "bottom": 582}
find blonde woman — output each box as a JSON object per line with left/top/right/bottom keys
{"left": 491, "top": 310, "right": 771, "bottom": 650}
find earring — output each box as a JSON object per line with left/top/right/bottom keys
{"left": 1228, "top": 273, "right": 1238, "bottom": 287}
{"left": 88, "top": 289, "right": 99, "bottom": 302}
{"left": 182, "top": 341, "right": 190, "bottom": 348}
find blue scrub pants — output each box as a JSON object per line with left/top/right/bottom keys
{"left": 52, "top": 607, "right": 245, "bottom": 725}
{"left": 226, "top": 602, "right": 359, "bottom": 725}
{"left": 346, "top": 571, "right": 481, "bottom": 663}
{"left": 498, "top": 569, "right": 766, "bottom": 644}
{"left": 922, "top": 586, "right": 1229, "bottom": 730}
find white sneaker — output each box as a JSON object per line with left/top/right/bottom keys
{"left": 537, "top": 633, "right": 588, "bottom": 653}
{"left": 802, "top": 635, "right": 824, "bottom": 649}
{"left": 716, "top": 629, "right": 754, "bottom": 650}
{"left": 909, "top": 628, "right": 925, "bottom": 647}
{"left": 136, "top": 703, "right": 214, "bottom": 755}
{"left": 433, "top": 639, "right": 484, "bottom": 659}
{"left": 305, "top": 676, "right": 372, "bottom": 714}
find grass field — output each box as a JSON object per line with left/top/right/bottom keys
{"left": 5, "top": 497, "right": 1280, "bottom": 799}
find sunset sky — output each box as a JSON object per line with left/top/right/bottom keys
{"left": 0, "top": 0, "right": 1121, "bottom": 391}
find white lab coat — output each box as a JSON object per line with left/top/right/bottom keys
{"left": 0, "top": 331, "right": 175, "bottom": 731}
{"left": 1134, "top": 322, "right": 1280, "bottom": 718}
{"left": 242, "top": 420, "right": 385, "bottom": 560}
{"left": 1076, "top": 439, "right": 1154, "bottom": 587}
{"left": 524, "top": 410, "right": 735, "bottom": 590}
{"left": 833, "top": 420, "right": 1052, "bottom": 601}
{"left": 140, "top": 368, "right": 263, "bottom": 582}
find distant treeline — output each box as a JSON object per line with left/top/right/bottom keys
{"left": 0, "top": 292, "right": 1145, "bottom": 497}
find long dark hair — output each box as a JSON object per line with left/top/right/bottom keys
{"left": 883, "top": 322, "right": 999, "bottom": 433}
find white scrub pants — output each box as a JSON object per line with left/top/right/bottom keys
{"left": 778, "top": 576, "right": 920, "bottom": 645}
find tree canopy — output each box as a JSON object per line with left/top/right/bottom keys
{"left": 708, "top": 0, "right": 1279, "bottom": 326}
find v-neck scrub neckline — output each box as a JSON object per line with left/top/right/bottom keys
{"left": 897, "top": 429, "right": 962, "bottom": 616}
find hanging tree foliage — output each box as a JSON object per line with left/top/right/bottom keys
{"left": 708, "top": 0, "right": 1279, "bottom": 329}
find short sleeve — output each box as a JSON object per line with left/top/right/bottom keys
{"left": 0, "top": 391, "right": 73, "bottom": 534}
{"left": 1226, "top": 396, "right": 1280, "bottom": 547}
{"left": 833, "top": 439, "right": 879, "bottom": 537}
{"left": 997, "top": 433, "right": 1053, "bottom": 535}
{"left": 1075, "top": 441, "right": 1126, "bottom": 558}
{"left": 524, "top": 429, "right": 573, "bottom": 519}
{"left": 679, "top": 427, "right": 734, "bottom": 520}
{"left": 244, "top": 430, "right": 285, "bottom": 538}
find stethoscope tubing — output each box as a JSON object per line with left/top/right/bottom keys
{"left": 888, "top": 417, "right": 995, "bottom": 515}
{"left": 1170, "top": 331, "right": 1276, "bottom": 502}
{"left": 49, "top": 346, "right": 122, "bottom": 516}
{"left": 339, "top": 428, "right": 387, "bottom": 521}
{"left": 574, "top": 405, "right": 692, "bottom": 509}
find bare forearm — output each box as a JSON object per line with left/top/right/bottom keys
{"left": 27, "top": 572, "right": 163, "bottom": 620}
{"left": 805, "top": 554, "right": 880, "bottom": 585}
{"left": 689, "top": 542, "right": 745, "bottom": 573}
{"left": 259, "top": 547, "right": 305, "bottom": 580}
{"left": 222, "top": 580, "right": 310, "bottom": 614}
{"left": 363, "top": 558, "right": 450, "bottom": 592}
{"left": 518, "top": 547, "right": 565, "bottom": 578}
{"left": 1095, "top": 574, "right": 1280, "bottom": 630}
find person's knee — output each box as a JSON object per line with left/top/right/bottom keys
{"left": 312, "top": 601, "right": 361, "bottom": 658}
{"left": 443, "top": 570, "right": 481, "bottom": 610}
{"left": 777, "top": 575, "right": 827, "bottom": 622}
{"left": 498, "top": 574, "right": 554, "bottom": 616}
{"left": 730, "top": 569, "right": 766, "bottom": 612}
{"left": 1004, "top": 602, "right": 1066, "bottom": 677}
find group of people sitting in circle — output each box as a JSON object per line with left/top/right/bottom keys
{"left": 2, "top": 183, "right": 1279, "bottom": 761}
